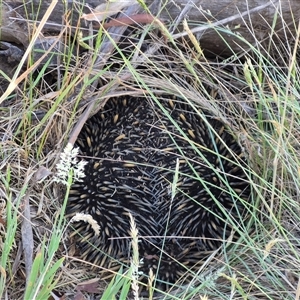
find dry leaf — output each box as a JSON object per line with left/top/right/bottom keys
{"left": 75, "top": 278, "right": 101, "bottom": 294}
{"left": 81, "top": 0, "right": 138, "bottom": 22}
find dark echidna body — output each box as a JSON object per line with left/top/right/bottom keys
{"left": 68, "top": 96, "right": 249, "bottom": 287}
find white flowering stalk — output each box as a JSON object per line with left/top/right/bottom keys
{"left": 54, "top": 143, "right": 87, "bottom": 185}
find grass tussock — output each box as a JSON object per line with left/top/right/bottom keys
{"left": 1, "top": 1, "right": 300, "bottom": 299}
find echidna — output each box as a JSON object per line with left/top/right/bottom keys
{"left": 67, "top": 96, "right": 250, "bottom": 287}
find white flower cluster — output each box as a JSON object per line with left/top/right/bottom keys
{"left": 54, "top": 143, "right": 87, "bottom": 185}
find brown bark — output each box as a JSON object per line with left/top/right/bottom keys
{"left": 1, "top": 0, "right": 299, "bottom": 56}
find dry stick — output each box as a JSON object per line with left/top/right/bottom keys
{"left": 171, "top": 1, "right": 278, "bottom": 40}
